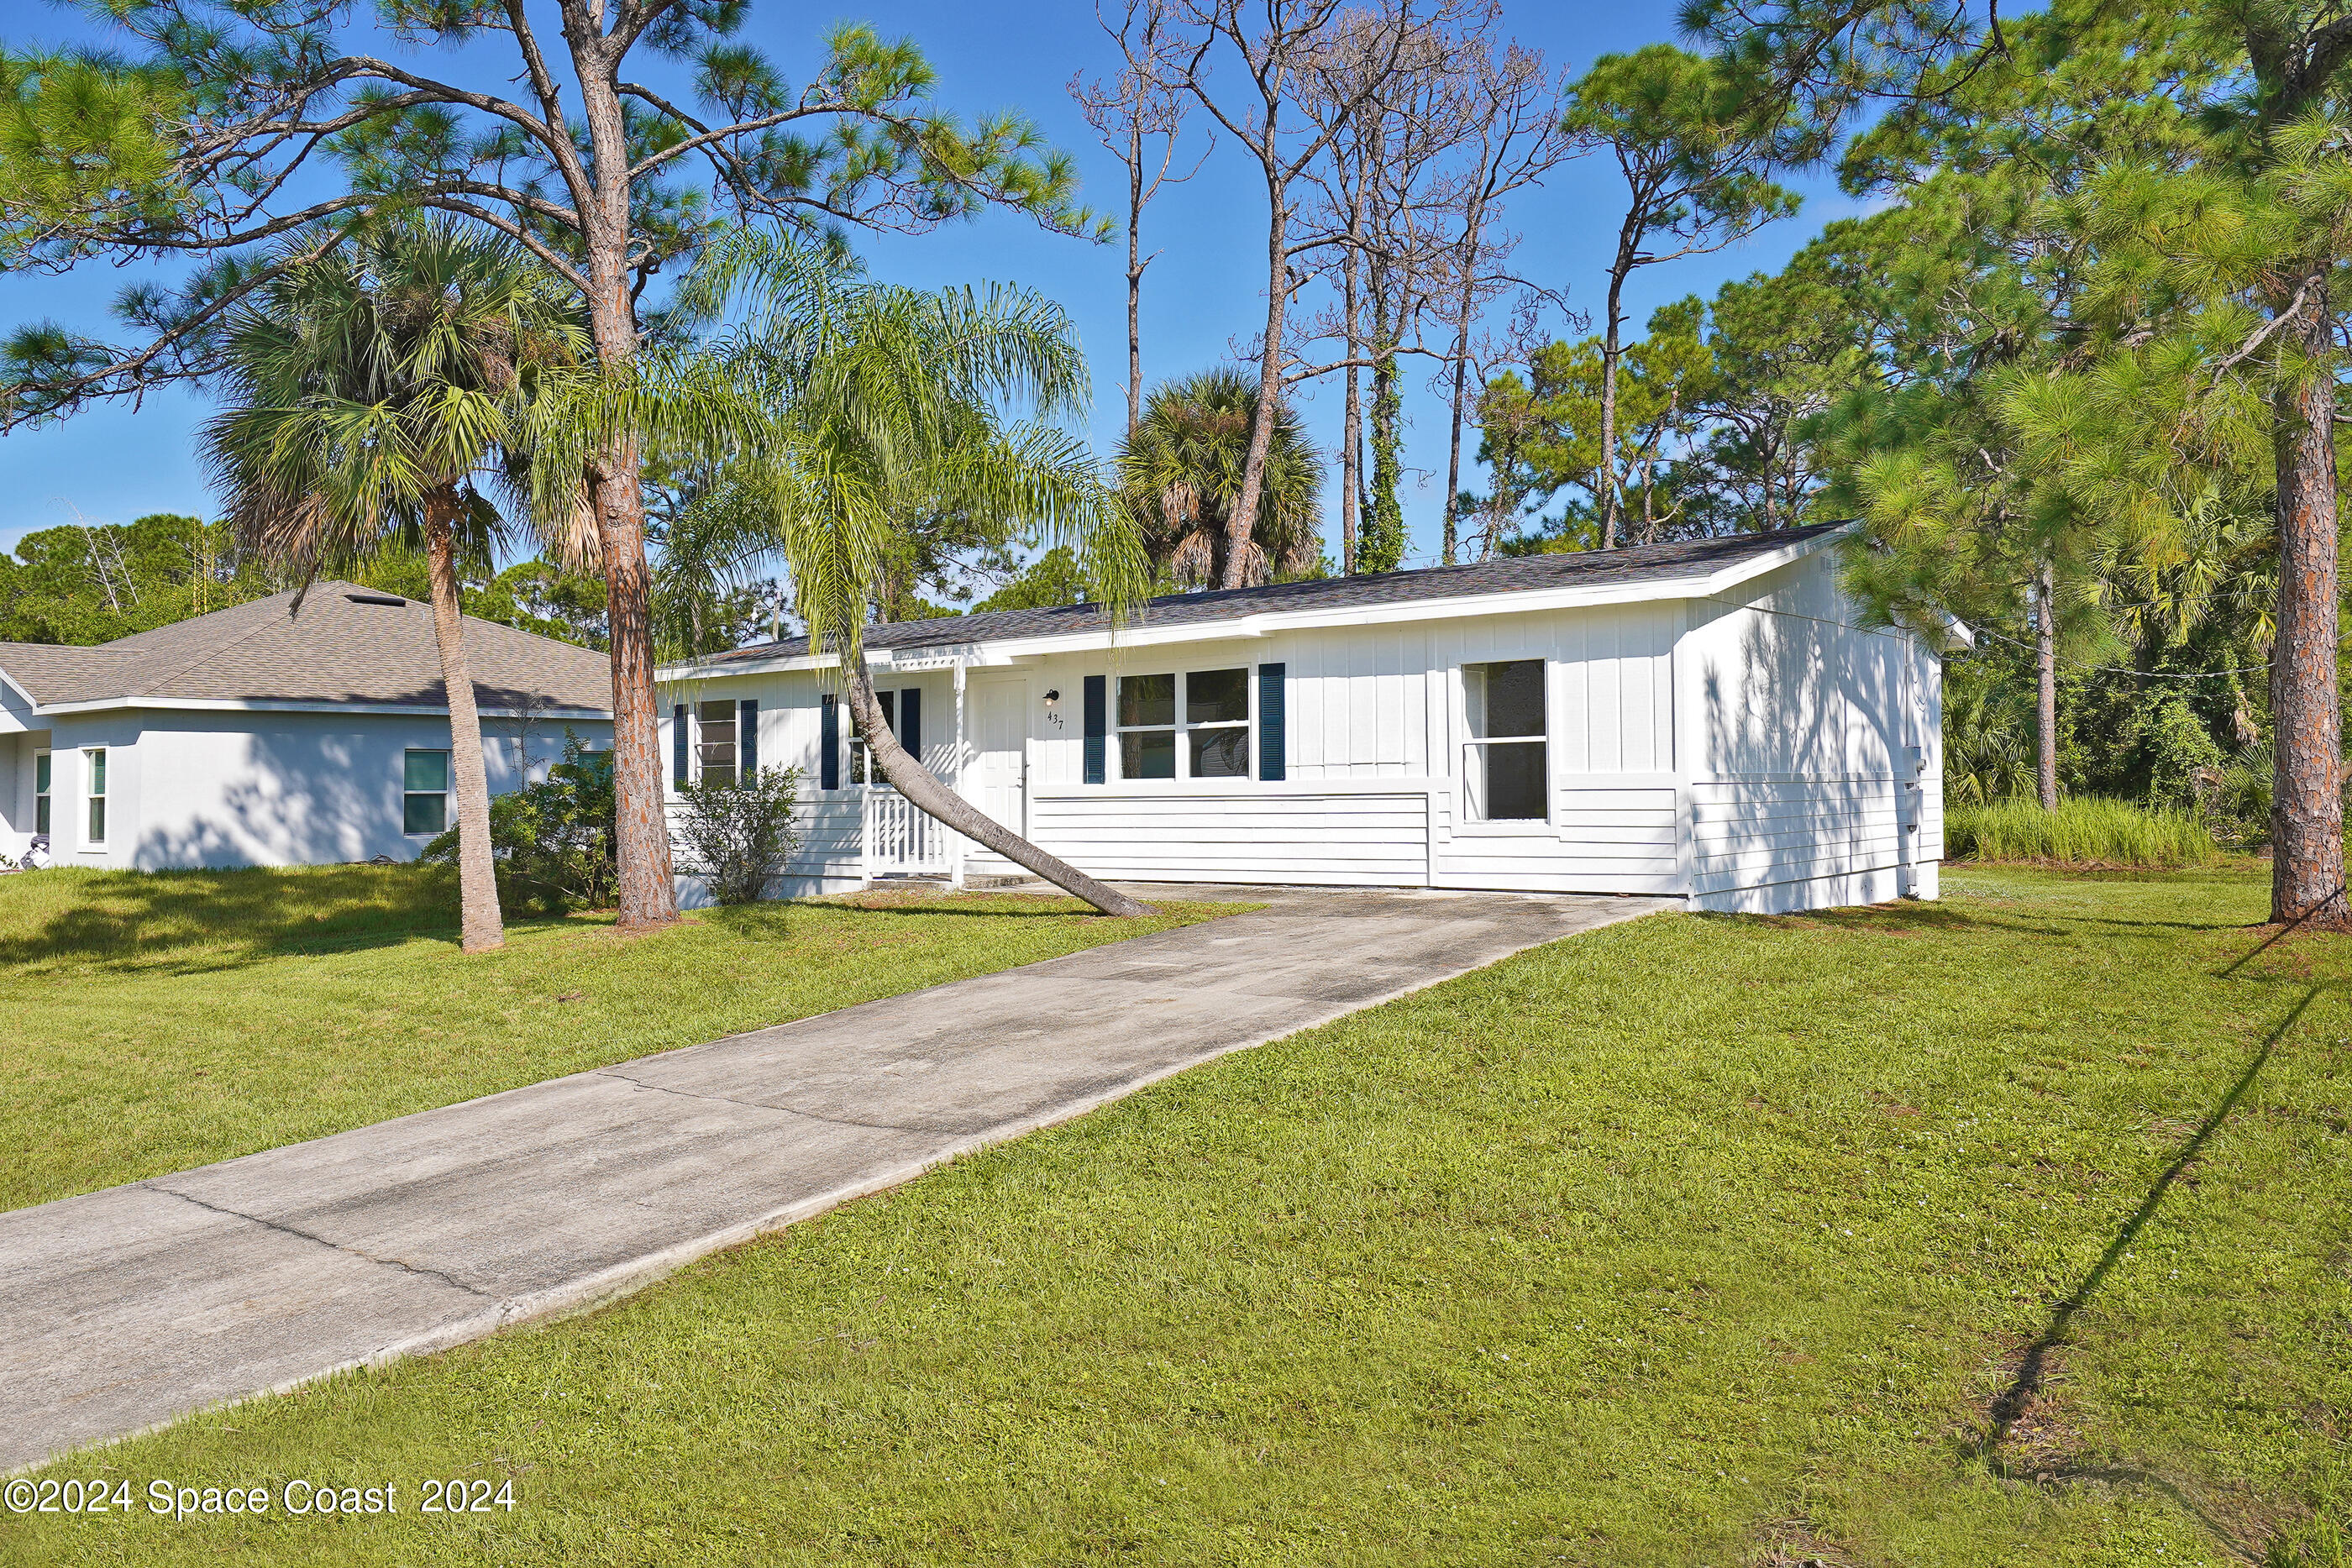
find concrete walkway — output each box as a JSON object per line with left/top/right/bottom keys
{"left": 0, "top": 885, "right": 1671, "bottom": 1472}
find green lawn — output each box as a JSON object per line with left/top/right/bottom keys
{"left": 9, "top": 867, "right": 2350, "bottom": 1567}
{"left": 0, "top": 864, "right": 1225, "bottom": 1212}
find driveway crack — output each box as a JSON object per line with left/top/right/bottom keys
{"left": 591, "top": 1067, "right": 930, "bottom": 1135}
{"left": 144, "top": 1184, "right": 493, "bottom": 1301}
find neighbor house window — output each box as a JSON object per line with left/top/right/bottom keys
{"left": 1462, "top": 660, "right": 1546, "bottom": 821}
{"left": 696, "top": 699, "right": 738, "bottom": 786}
{"left": 1116, "top": 669, "right": 1250, "bottom": 780}
{"left": 82, "top": 748, "right": 106, "bottom": 843}
{"left": 403, "top": 748, "right": 449, "bottom": 836}
{"left": 34, "top": 751, "right": 50, "bottom": 836}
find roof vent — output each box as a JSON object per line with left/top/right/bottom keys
{"left": 345, "top": 592, "right": 408, "bottom": 606}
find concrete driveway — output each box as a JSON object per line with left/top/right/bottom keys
{"left": 0, "top": 884, "right": 1672, "bottom": 1472}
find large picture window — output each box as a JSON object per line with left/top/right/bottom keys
{"left": 34, "top": 750, "right": 50, "bottom": 836}
{"left": 83, "top": 748, "right": 107, "bottom": 844}
{"left": 1463, "top": 660, "right": 1546, "bottom": 821}
{"left": 403, "top": 748, "right": 449, "bottom": 836}
{"left": 1115, "top": 668, "right": 1251, "bottom": 781}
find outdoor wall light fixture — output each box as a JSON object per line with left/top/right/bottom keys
{"left": 1042, "top": 689, "right": 1061, "bottom": 708}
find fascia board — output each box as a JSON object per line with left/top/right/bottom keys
{"left": 33, "top": 695, "right": 614, "bottom": 720}
{"left": 655, "top": 534, "right": 1857, "bottom": 679}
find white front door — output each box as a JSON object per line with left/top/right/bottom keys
{"left": 968, "top": 679, "right": 1028, "bottom": 844}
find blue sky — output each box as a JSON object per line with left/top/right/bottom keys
{"left": 0, "top": 0, "right": 1873, "bottom": 569}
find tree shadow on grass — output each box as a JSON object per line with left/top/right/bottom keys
{"left": 1976, "top": 983, "right": 2319, "bottom": 1557}
{"left": 0, "top": 863, "right": 616, "bottom": 976}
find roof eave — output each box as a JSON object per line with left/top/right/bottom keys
{"left": 658, "top": 539, "right": 1853, "bottom": 681}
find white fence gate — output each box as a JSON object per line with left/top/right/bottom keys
{"left": 863, "top": 787, "right": 953, "bottom": 878}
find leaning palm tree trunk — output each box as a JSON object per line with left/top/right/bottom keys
{"left": 423, "top": 494, "right": 506, "bottom": 952}
{"left": 843, "top": 663, "right": 1153, "bottom": 917}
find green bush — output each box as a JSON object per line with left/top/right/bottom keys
{"left": 423, "top": 732, "right": 617, "bottom": 912}
{"left": 1945, "top": 797, "right": 2222, "bottom": 868}
{"left": 674, "top": 765, "right": 805, "bottom": 905}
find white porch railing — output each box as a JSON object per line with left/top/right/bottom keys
{"left": 862, "top": 786, "right": 953, "bottom": 878}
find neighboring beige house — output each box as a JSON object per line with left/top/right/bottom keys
{"left": 0, "top": 584, "right": 612, "bottom": 870}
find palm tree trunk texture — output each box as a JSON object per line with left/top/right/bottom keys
{"left": 2035, "top": 559, "right": 2057, "bottom": 812}
{"left": 423, "top": 500, "right": 506, "bottom": 954}
{"left": 2269, "top": 274, "right": 2348, "bottom": 926}
{"left": 843, "top": 663, "right": 1155, "bottom": 918}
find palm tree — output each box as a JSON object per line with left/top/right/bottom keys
{"left": 563, "top": 230, "right": 1155, "bottom": 916}
{"left": 1119, "top": 369, "right": 1325, "bottom": 588}
{"left": 202, "top": 216, "right": 586, "bottom": 953}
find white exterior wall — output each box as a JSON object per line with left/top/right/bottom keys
{"left": 657, "top": 540, "right": 1945, "bottom": 914}
{"left": 1677, "top": 557, "right": 1942, "bottom": 913}
{"left": 0, "top": 706, "right": 610, "bottom": 871}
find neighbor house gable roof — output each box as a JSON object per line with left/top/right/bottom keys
{"left": 675, "top": 522, "right": 1854, "bottom": 675}
{"left": 0, "top": 583, "right": 613, "bottom": 715}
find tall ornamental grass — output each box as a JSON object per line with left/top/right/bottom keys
{"left": 1945, "top": 798, "right": 2222, "bottom": 868}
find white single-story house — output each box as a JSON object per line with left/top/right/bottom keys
{"left": 0, "top": 584, "right": 613, "bottom": 871}
{"left": 658, "top": 522, "right": 1958, "bottom": 914}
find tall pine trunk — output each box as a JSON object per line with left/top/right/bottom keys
{"left": 843, "top": 663, "right": 1153, "bottom": 916}
{"left": 2269, "top": 270, "right": 2347, "bottom": 926}
{"left": 576, "top": 47, "right": 679, "bottom": 932}
{"left": 1224, "top": 165, "right": 1289, "bottom": 588}
{"left": 2035, "top": 559, "right": 2057, "bottom": 811}
{"left": 1599, "top": 251, "right": 1630, "bottom": 550}
{"left": 423, "top": 494, "right": 505, "bottom": 954}
{"left": 1126, "top": 116, "right": 1146, "bottom": 440}
{"left": 1341, "top": 235, "right": 1363, "bottom": 575}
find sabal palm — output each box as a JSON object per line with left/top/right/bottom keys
{"left": 558, "top": 230, "right": 1153, "bottom": 915}
{"left": 202, "top": 217, "right": 586, "bottom": 952}
{"left": 1120, "top": 369, "right": 1325, "bottom": 589}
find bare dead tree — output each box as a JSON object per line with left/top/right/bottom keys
{"left": 1428, "top": 41, "right": 1572, "bottom": 564}
{"left": 1292, "top": 3, "right": 1483, "bottom": 574}
{"left": 1143, "top": 0, "right": 1431, "bottom": 587}
{"left": 1077, "top": 3, "right": 1214, "bottom": 439}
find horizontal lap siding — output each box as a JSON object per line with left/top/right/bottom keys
{"left": 1689, "top": 779, "right": 1902, "bottom": 894}
{"left": 785, "top": 792, "right": 863, "bottom": 876}
{"left": 1031, "top": 791, "right": 1428, "bottom": 884}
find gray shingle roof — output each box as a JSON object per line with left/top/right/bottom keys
{"left": 0, "top": 583, "right": 612, "bottom": 712}
{"left": 698, "top": 522, "right": 1847, "bottom": 665}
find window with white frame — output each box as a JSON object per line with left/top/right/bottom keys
{"left": 34, "top": 750, "right": 50, "bottom": 836}
{"left": 83, "top": 747, "right": 108, "bottom": 844}
{"left": 1116, "top": 668, "right": 1249, "bottom": 780}
{"left": 696, "top": 699, "right": 738, "bottom": 786}
{"left": 403, "top": 748, "right": 449, "bottom": 835}
{"left": 1462, "top": 660, "right": 1546, "bottom": 821}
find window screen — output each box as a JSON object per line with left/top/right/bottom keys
{"left": 404, "top": 748, "right": 449, "bottom": 835}
{"left": 1117, "top": 673, "right": 1176, "bottom": 779}
{"left": 696, "top": 699, "right": 738, "bottom": 786}
{"left": 84, "top": 748, "right": 107, "bottom": 843}
{"left": 1463, "top": 660, "right": 1547, "bottom": 821}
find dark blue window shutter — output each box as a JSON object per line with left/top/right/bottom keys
{"left": 1083, "top": 674, "right": 1107, "bottom": 784}
{"left": 672, "top": 704, "right": 688, "bottom": 789}
{"left": 1257, "top": 663, "right": 1286, "bottom": 781}
{"left": 738, "top": 698, "right": 759, "bottom": 778}
{"left": 820, "top": 695, "right": 839, "bottom": 790}
{"left": 900, "top": 688, "right": 921, "bottom": 762}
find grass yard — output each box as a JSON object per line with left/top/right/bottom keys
{"left": 9, "top": 865, "right": 2351, "bottom": 1567}
{"left": 0, "top": 864, "right": 1226, "bottom": 1211}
